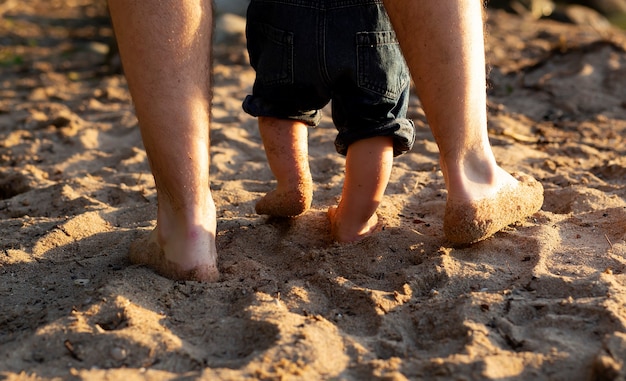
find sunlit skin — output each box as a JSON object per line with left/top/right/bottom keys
{"left": 108, "top": 0, "right": 219, "bottom": 281}
{"left": 255, "top": 117, "right": 313, "bottom": 218}
{"left": 383, "top": 0, "right": 543, "bottom": 243}
{"left": 255, "top": 117, "right": 393, "bottom": 243}
{"left": 327, "top": 136, "right": 394, "bottom": 243}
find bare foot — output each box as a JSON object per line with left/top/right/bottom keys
{"left": 129, "top": 228, "right": 219, "bottom": 282}
{"left": 327, "top": 206, "right": 382, "bottom": 243}
{"left": 443, "top": 172, "right": 544, "bottom": 245}
{"left": 255, "top": 181, "right": 313, "bottom": 217}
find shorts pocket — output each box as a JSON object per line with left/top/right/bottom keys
{"left": 356, "top": 31, "right": 409, "bottom": 99}
{"left": 246, "top": 22, "right": 294, "bottom": 86}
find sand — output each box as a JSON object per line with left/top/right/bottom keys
{"left": 1, "top": 2, "right": 625, "bottom": 380}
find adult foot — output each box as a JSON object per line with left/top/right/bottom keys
{"left": 129, "top": 227, "right": 219, "bottom": 282}
{"left": 327, "top": 206, "right": 382, "bottom": 243}
{"left": 443, "top": 172, "right": 544, "bottom": 244}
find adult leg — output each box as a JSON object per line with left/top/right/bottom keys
{"left": 255, "top": 117, "right": 313, "bottom": 217}
{"left": 383, "top": 0, "right": 543, "bottom": 244}
{"left": 328, "top": 136, "right": 394, "bottom": 242}
{"left": 108, "top": 0, "right": 219, "bottom": 281}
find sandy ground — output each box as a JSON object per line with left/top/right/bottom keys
{"left": 1, "top": 1, "right": 626, "bottom": 380}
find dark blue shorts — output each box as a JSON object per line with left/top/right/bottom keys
{"left": 242, "top": 0, "right": 416, "bottom": 156}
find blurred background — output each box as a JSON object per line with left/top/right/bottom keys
{"left": 2, "top": 0, "right": 626, "bottom": 77}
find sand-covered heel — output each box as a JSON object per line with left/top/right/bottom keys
{"left": 129, "top": 230, "right": 220, "bottom": 282}
{"left": 443, "top": 172, "right": 544, "bottom": 245}
{"left": 255, "top": 184, "right": 313, "bottom": 217}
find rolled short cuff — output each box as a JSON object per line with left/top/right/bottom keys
{"left": 242, "top": 95, "right": 321, "bottom": 127}
{"left": 334, "top": 118, "right": 416, "bottom": 157}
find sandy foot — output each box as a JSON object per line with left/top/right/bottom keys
{"left": 255, "top": 182, "right": 313, "bottom": 217}
{"left": 443, "top": 172, "right": 544, "bottom": 245}
{"left": 129, "top": 229, "right": 220, "bottom": 282}
{"left": 327, "top": 206, "right": 382, "bottom": 243}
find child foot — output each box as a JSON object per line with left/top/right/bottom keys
{"left": 327, "top": 206, "right": 382, "bottom": 243}
{"left": 129, "top": 228, "right": 220, "bottom": 282}
{"left": 443, "top": 172, "right": 544, "bottom": 244}
{"left": 255, "top": 182, "right": 313, "bottom": 217}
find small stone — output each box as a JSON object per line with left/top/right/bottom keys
{"left": 110, "top": 347, "right": 127, "bottom": 361}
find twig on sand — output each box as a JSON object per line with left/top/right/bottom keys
{"left": 604, "top": 233, "right": 613, "bottom": 250}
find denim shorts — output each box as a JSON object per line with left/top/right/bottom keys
{"left": 242, "top": 0, "right": 415, "bottom": 156}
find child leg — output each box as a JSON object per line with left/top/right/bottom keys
{"left": 256, "top": 116, "right": 313, "bottom": 217}
{"left": 328, "top": 136, "right": 394, "bottom": 242}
